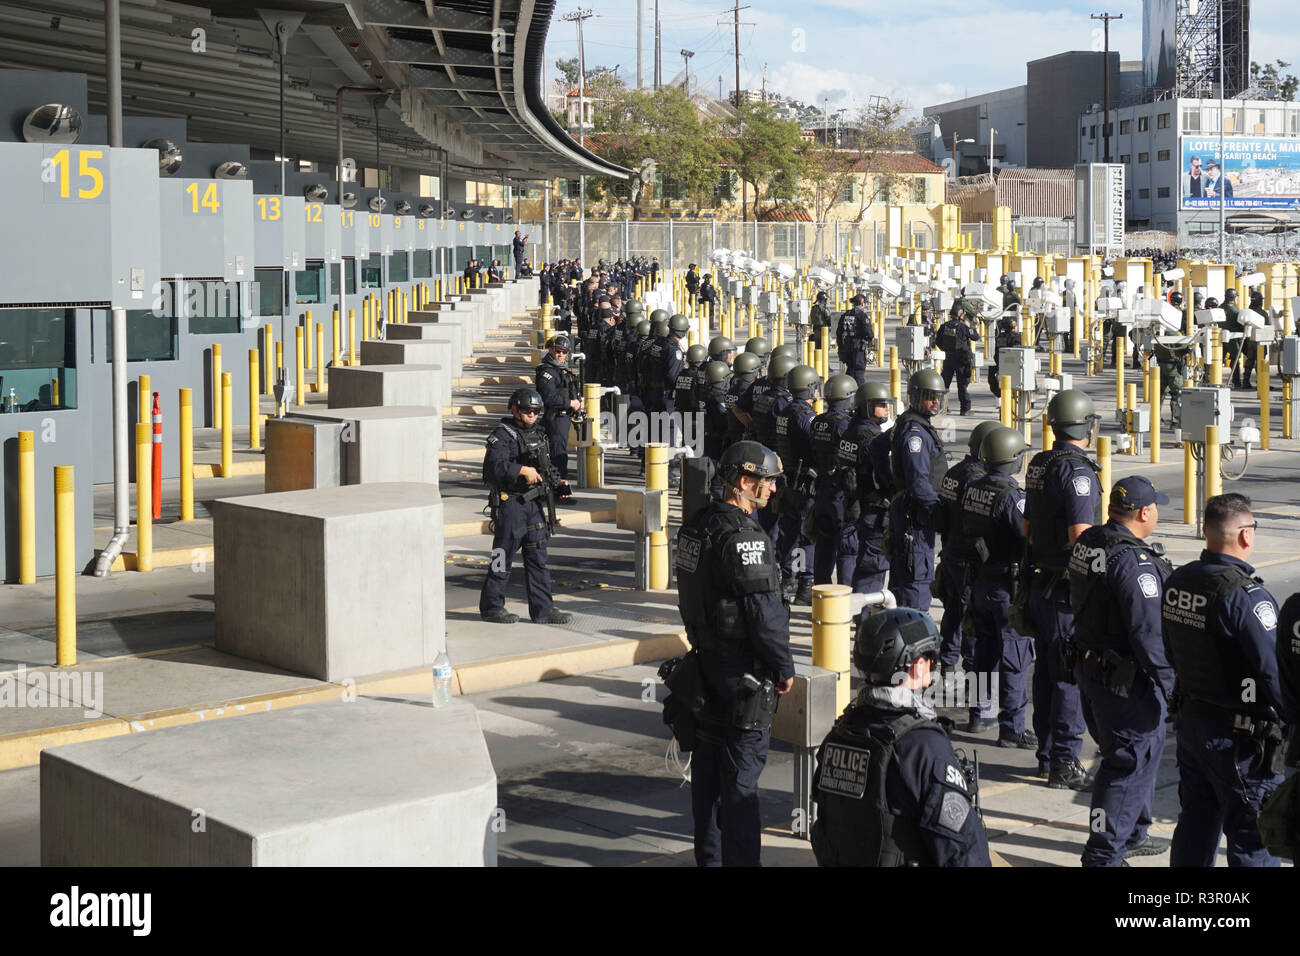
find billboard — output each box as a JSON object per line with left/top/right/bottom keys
{"left": 1143, "top": 0, "right": 1177, "bottom": 93}
{"left": 1181, "top": 136, "right": 1300, "bottom": 211}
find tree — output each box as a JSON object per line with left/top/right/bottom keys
{"left": 1249, "top": 59, "right": 1299, "bottom": 101}
{"left": 725, "top": 100, "right": 811, "bottom": 221}
{"left": 586, "top": 86, "right": 725, "bottom": 220}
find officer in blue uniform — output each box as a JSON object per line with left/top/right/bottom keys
{"left": 961, "top": 426, "right": 1035, "bottom": 744}
{"left": 736, "top": 353, "right": 797, "bottom": 547}
{"left": 725, "top": 352, "right": 763, "bottom": 448}
{"left": 809, "top": 374, "right": 859, "bottom": 587}
{"left": 535, "top": 334, "right": 582, "bottom": 481}
{"left": 935, "top": 306, "right": 981, "bottom": 415}
{"left": 1069, "top": 476, "right": 1175, "bottom": 867}
{"left": 1163, "top": 493, "right": 1287, "bottom": 867}
{"left": 1275, "top": 594, "right": 1300, "bottom": 769}
{"left": 811, "top": 608, "right": 991, "bottom": 867}
{"left": 1024, "top": 389, "right": 1101, "bottom": 789}
{"left": 935, "top": 420, "right": 999, "bottom": 673}
{"left": 479, "top": 388, "right": 573, "bottom": 626}
{"left": 774, "top": 365, "right": 823, "bottom": 606}
{"left": 888, "top": 369, "right": 949, "bottom": 611}
{"left": 836, "top": 294, "right": 875, "bottom": 385}
{"left": 843, "top": 383, "right": 894, "bottom": 595}
{"left": 675, "top": 441, "right": 795, "bottom": 866}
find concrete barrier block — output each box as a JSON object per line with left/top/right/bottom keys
{"left": 409, "top": 307, "right": 478, "bottom": 351}
{"left": 360, "top": 338, "right": 458, "bottom": 383}
{"left": 327, "top": 364, "right": 449, "bottom": 409}
{"left": 384, "top": 324, "right": 465, "bottom": 372}
{"left": 296, "top": 406, "right": 442, "bottom": 487}
{"left": 213, "top": 482, "right": 445, "bottom": 680}
{"left": 41, "top": 697, "right": 496, "bottom": 866}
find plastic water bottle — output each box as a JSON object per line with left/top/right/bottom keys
{"left": 432, "top": 650, "right": 453, "bottom": 708}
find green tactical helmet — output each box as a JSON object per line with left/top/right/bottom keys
{"left": 649, "top": 308, "right": 671, "bottom": 324}
{"left": 670, "top": 315, "right": 691, "bottom": 335}
{"left": 770, "top": 343, "right": 799, "bottom": 363}
{"left": 625, "top": 299, "right": 646, "bottom": 316}
{"left": 635, "top": 319, "right": 652, "bottom": 337}
{"left": 733, "top": 352, "right": 763, "bottom": 377}
{"left": 968, "top": 420, "right": 1001, "bottom": 457}
{"left": 906, "top": 368, "right": 946, "bottom": 410}
{"left": 823, "top": 373, "right": 859, "bottom": 408}
{"left": 787, "top": 364, "right": 822, "bottom": 400}
{"left": 705, "top": 360, "right": 731, "bottom": 384}
{"left": 1047, "top": 389, "right": 1096, "bottom": 441}
{"left": 687, "top": 344, "right": 709, "bottom": 366}
{"left": 653, "top": 319, "right": 670, "bottom": 338}
{"left": 979, "top": 425, "right": 1029, "bottom": 475}
{"left": 855, "top": 381, "right": 892, "bottom": 412}
{"left": 745, "top": 336, "right": 771, "bottom": 358}
{"left": 708, "top": 335, "right": 736, "bottom": 360}
{"left": 768, "top": 353, "right": 799, "bottom": 385}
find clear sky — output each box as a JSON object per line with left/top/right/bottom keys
{"left": 544, "top": 1, "right": 1295, "bottom": 115}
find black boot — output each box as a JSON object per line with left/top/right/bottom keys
{"left": 793, "top": 577, "right": 814, "bottom": 607}
{"left": 780, "top": 570, "right": 796, "bottom": 600}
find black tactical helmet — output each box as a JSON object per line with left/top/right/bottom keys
{"left": 705, "top": 360, "right": 731, "bottom": 384}
{"left": 1047, "top": 389, "right": 1096, "bottom": 441}
{"left": 1205, "top": 297, "right": 1219, "bottom": 309}
{"left": 852, "top": 608, "right": 940, "bottom": 685}
{"left": 1224, "top": 289, "right": 1238, "bottom": 302}
{"left": 745, "top": 336, "right": 771, "bottom": 358}
{"left": 686, "top": 344, "right": 709, "bottom": 366}
{"left": 547, "top": 334, "right": 572, "bottom": 352}
{"left": 625, "top": 300, "right": 646, "bottom": 315}
{"left": 768, "top": 353, "right": 799, "bottom": 385}
{"left": 732, "top": 352, "right": 763, "bottom": 377}
{"left": 708, "top": 335, "right": 736, "bottom": 360}
{"left": 635, "top": 319, "right": 651, "bottom": 337}
{"left": 968, "top": 419, "right": 1002, "bottom": 457}
{"left": 649, "top": 308, "right": 671, "bottom": 324}
{"left": 508, "top": 386, "right": 544, "bottom": 413}
{"left": 1032, "top": 276, "right": 1045, "bottom": 289}
{"left": 816, "top": 290, "right": 828, "bottom": 303}
{"left": 1169, "top": 290, "right": 1185, "bottom": 308}
{"left": 855, "top": 381, "right": 892, "bottom": 413}
{"left": 787, "top": 364, "right": 822, "bottom": 400}
{"left": 823, "top": 373, "right": 859, "bottom": 408}
{"left": 979, "top": 425, "right": 1028, "bottom": 475}
{"left": 907, "top": 368, "right": 946, "bottom": 410}
{"left": 670, "top": 314, "right": 691, "bottom": 334}
{"left": 718, "top": 440, "right": 782, "bottom": 485}
{"left": 770, "top": 343, "right": 799, "bottom": 363}
{"left": 653, "top": 319, "right": 670, "bottom": 338}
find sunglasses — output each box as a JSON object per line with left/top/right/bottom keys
{"left": 1237, "top": 521, "right": 1258, "bottom": 532}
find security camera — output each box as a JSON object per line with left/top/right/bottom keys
{"left": 1241, "top": 272, "right": 1266, "bottom": 289}
{"left": 1161, "top": 267, "right": 1185, "bottom": 282}
{"left": 1133, "top": 298, "right": 1183, "bottom": 332}
{"left": 368, "top": 195, "right": 388, "bottom": 213}
{"left": 807, "top": 267, "right": 836, "bottom": 288}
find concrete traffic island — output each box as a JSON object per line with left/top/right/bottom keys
{"left": 40, "top": 696, "right": 497, "bottom": 866}
{"left": 384, "top": 322, "right": 466, "bottom": 374}
{"left": 213, "top": 482, "right": 445, "bottom": 681}
{"left": 361, "top": 337, "right": 459, "bottom": 385}
{"left": 409, "top": 304, "right": 481, "bottom": 351}
{"left": 326, "top": 363, "right": 449, "bottom": 409}
{"left": 299, "top": 406, "right": 443, "bottom": 487}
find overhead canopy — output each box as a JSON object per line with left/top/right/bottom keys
{"left": 0, "top": 0, "right": 627, "bottom": 183}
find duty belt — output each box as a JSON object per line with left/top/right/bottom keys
{"left": 1181, "top": 696, "right": 1277, "bottom": 734}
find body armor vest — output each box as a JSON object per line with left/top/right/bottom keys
{"left": 938, "top": 456, "right": 985, "bottom": 555}
{"left": 751, "top": 383, "right": 790, "bottom": 447}
{"left": 1162, "top": 563, "right": 1262, "bottom": 710}
{"left": 839, "top": 416, "right": 886, "bottom": 508}
{"left": 890, "top": 410, "right": 947, "bottom": 495}
{"left": 1025, "top": 446, "right": 1101, "bottom": 567}
{"left": 774, "top": 400, "right": 814, "bottom": 476}
{"left": 726, "top": 375, "right": 756, "bottom": 443}
{"left": 810, "top": 408, "right": 851, "bottom": 477}
{"left": 676, "top": 501, "right": 764, "bottom": 648}
{"left": 959, "top": 474, "right": 1023, "bottom": 574}
{"left": 674, "top": 367, "right": 700, "bottom": 411}
{"left": 1069, "top": 523, "right": 1172, "bottom": 651}
{"left": 486, "top": 421, "right": 549, "bottom": 489}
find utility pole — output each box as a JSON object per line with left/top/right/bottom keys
{"left": 637, "top": 0, "right": 644, "bottom": 89}
{"left": 563, "top": 8, "right": 593, "bottom": 265}
{"left": 989, "top": 127, "right": 997, "bottom": 175}
{"left": 722, "top": 2, "right": 751, "bottom": 221}
{"left": 1091, "top": 12, "right": 1122, "bottom": 164}
{"left": 681, "top": 49, "right": 694, "bottom": 98}
{"left": 654, "top": 0, "right": 661, "bottom": 90}
{"left": 1218, "top": 0, "right": 1226, "bottom": 263}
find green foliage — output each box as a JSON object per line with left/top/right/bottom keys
{"left": 1249, "top": 59, "right": 1299, "bottom": 101}
{"left": 725, "top": 100, "right": 811, "bottom": 220}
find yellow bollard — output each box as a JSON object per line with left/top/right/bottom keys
{"left": 811, "top": 584, "right": 853, "bottom": 715}
{"left": 1116, "top": 338, "right": 1125, "bottom": 410}
{"left": 1258, "top": 344, "right": 1270, "bottom": 451}
{"left": 646, "top": 443, "right": 670, "bottom": 590}
{"left": 1072, "top": 307, "right": 1081, "bottom": 359}
{"left": 332, "top": 309, "right": 341, "bottom": 370}
{"left": 1207, "top": 328, "right": 1222, "bottom": 386}
{"left": 315, "top": 322, "right": 325, "bottom": 393}
{"left": 1284, "top": 378, "right": 1293, "bottom": 440}
{"left": 583, "top": 383, "right": 603, "bottom": 489}
{"left": 51, "top": 377, "right": 59, "bottom": 407}
{"left": 212, "top": 344, "right": 222, "bottom": 427}
{"left": 1041, "top": 413, "right": 1053, "bottom": 451}
{"left": 1097, "top": 435, "right": 1112, "bottom": 502}
{"left": 889, "top": 366, "right": 901, "bottom": 403}
{"left": 220, "top": 372, "right": 233, "bottom": 479}
{"left": 135, "top": 422, "right": 152, "bottom": 573}
{"left": 294, "top": 327, "right": 304, "bottom": 407}
{"left": 349, "top": 309, "right": 357, "bottom": 365}
{"left": 249, "top": 349, "right": 261, "bottom": 448}
{"left": 362, "top": 298, "right": 371, "bottom": 342}
{"left": 264, "top": 323, "right": 274, "bottom": 393}
{"left": 17, "top": 430, "right": 35, "bottom": 584}
{"left": 1184, "top": 440, "right": 1195, "bottom": 525}
{"left": 1150, "top": 364, "right": 1161, "bottom": 464}
{"left": 138, "top": 374, "right": 150, "bottom": 425}
{"left": 304, "top": 309, "right": 313, "bottom": 368}
{"left": 179, "top": 389, "right": 193, "bottom": 522}
{"left": 275, "top": 341, "right": 283, "bottom": 389}
{"left": 1205, "top": 425, "right": 1222, "bottom": 502}
{"left": 1000, "top": 375, "right": 1012, "bottom": 426}
{"left": 54, "top": 464, "right": 76, "bottom": 666}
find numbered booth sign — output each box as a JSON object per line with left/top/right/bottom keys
{"left": 253, "top": 193, "right": 307, "bottom": 271}
{"left": 159, "top": 178, "right": 255, "bottom": 283}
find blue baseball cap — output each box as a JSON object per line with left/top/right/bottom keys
{"left": 1110, "top": 475, "right": 1169, "bottom": 510}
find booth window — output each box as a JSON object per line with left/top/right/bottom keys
{"left": 295, "top": 262, "right": 326, "bottom": 304}
{"left": 328, "top": 259, "right": 357, "bottom": 295}
{"left": 0, "top": 308, "right": 77, "bottom": 411}
{"left": 182, "top": 280, "right": 244, "bottom": 334}
{"left": 106, "top": 309, "right": 178, "bottom": 362}
{"left": 388, "top": 252, "right": 409, "bottom": 283}
{"left": 361, "top": 254, "right": 382, "bottom": 288}
{"left": 255, "top": 268, "right": 285, "bottom": 317}
{"left": 413, "top": 250, "right": 433, "bottom": 278}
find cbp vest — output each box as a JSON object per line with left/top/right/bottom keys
{"left": 484, "top": 421, "right": 549, "bottom": 489}
{"left": 890, "top": 410, "right": 947, "bottom": 496}
{"left": 646, "top": 341, "right": 669, "bottom": 388}
{"left": 838, "top": 416, "right": 885, "bottom": 507}
{"left": 676, "top": 501, "right": 777, "bottom": 649}
{"left": 810, "top": 706, "right": 944, "bottom": 867}
{"left": 774, "top": 400, "right": 815, "bottom": 477}
{"left": 959, "top": 475, "right": 1022, "bottom": 573}
{"left": 1161, "top": 563, "right": 1262, "bottom": 707}
{"left": 1068, "top": 524, "right": 1172, "bottom": 650}
{"left": 938, "top": 457, "right": 985, "bottom": 553}
{"left": 810, "top": 408, "right": 851, "bottom": 476}
{"left": 1025, "top": 447, "right": 1101, "bottom": 566}
{"left": 726, "top": 375, "right": 755, "bottom": 442}
{"left": 751, "top": 384, "right": 790, "bottom": 447}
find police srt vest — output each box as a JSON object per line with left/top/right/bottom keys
{"left": 937, "top": 456, "right": 985, "bottom": 557}
{"left": 676, "top": 501, "right": 780, "bottom": 649}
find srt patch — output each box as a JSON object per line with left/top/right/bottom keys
{"left": 938, "top": 790, "right": 971, "bottom": 832}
